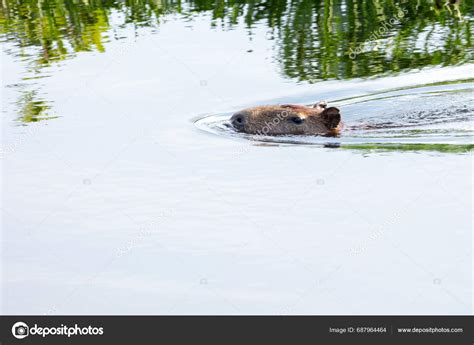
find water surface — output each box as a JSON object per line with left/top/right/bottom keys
{"left": 196, "top": 78, "right": 474, "bottom": 151}
{"left": 1, "top": 0, "right": 472, "bottom": 315}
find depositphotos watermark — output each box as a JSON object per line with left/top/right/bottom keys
{"left": 348, "top": 8, "right": 408, "bottom": 59}
{"left": 12, "top": 321, "right": 104, "bottom": 339}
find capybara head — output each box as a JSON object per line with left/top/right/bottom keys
{"left": 230, "top": 101, "right": 341, "bottom": 136}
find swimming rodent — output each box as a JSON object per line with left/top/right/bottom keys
{"left": 230, "top": 101, "right": 341, "bottom": 136}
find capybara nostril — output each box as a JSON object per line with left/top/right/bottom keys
{"left": 230, "top": 113, "right": 246, "bottom": 130}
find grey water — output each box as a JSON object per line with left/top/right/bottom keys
{"left": 196, "top": 80, "right": 474, "bottom": 148}
{"left": 1, "top": 1, "right": 472, "bottom": 315}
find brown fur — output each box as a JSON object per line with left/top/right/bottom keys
{"left": 230, "top": 101, "right": 342, "bottom": 136}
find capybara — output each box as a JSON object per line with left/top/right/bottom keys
{"left": 230, "top": 101, "right": 341, "bottom": 136}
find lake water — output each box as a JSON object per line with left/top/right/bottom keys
{"left": 1, "top": 1, "right": 473, "bottom": 315}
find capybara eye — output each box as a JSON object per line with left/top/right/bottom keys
{"left": 290, "top": 116, "right": 304, "bottom": 124}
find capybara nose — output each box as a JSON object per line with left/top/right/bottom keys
{"left": 230, "top": 113, "right": 246, "bottom": 130}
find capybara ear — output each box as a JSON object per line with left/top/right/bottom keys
{"left": 321, "top": 107, "right": 341, "bottom": 129}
